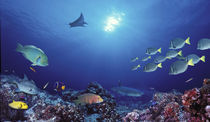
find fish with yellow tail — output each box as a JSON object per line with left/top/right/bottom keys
{"left": 131, "top": 57, "right": 139, "bottom": 62}
{"left": 169, "top": 37, "right": 190, "bottom": 49}
{"left": 131, "top": 64, "right": 140, "bottom": 71}
{"left": 9, "top": 100, "right": 28, "bottom": 109}
{"left": 73, "top": 93, "right": 103, "bottom": 105}
{"left": 146, "top": 47, "right": 161, "bottom": 55}
{"left": 169, "top": 59, "right": 194, "bottom": 75}
{"left": 143, "top": 63, "right": 162, "bottom": 72}
{"left": 185, "top": 54, "right": 205, "bottom": 65}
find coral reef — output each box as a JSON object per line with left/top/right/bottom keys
{"left": 182, "top": 78, "right": 210, "bottom": 121}
{"left": 1, "top": 74, "right": 209, "bottom": 121}
{"left": 123, "top": 79, "right": 210, "bottom": 121}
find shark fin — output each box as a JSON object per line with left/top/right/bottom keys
{"left": 23, "top": 74, "right": 28, "bottom": 81}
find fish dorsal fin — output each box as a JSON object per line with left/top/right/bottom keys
{"left": 23, "top": 74, "right": 28, "bottom": 81}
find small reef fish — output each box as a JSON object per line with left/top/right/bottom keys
{"left": 197, "top": 38, "right": 210, "bottom": 50}
{"left": 73, "top": 93, "right": 103, "bottom": 105}
{"left": 131, "top": 64, "right": 140, "bottom": 71}
{"left": 185, "top": 54, "right": 205, "bottom": 65}
{"left": 166, "top": 50, "right": 182, "bottom": 59}
{"left": 185, "top": 78, "right": 193, "bottom": 83}
{"left": 54, "top": 81, "right": 65, "bottom": 92}
{"left": 112, "top": 86, "right": 144, "bottom": 97}
{"left": 29, "top": 67, "right": 36, "bottom": 72}
{"left": 146, "top": 47, "right": 161, "bottom": 55}
{"left": 143, "top": 63, "right": 162, "bottom": 72}
{"left": 16, "top": 43, "right": 48, "bottom": 67}
{"left": 131, "top": 57, "right": 139, "bottom": 62}
{"left": 169, "top": 37, "right": 190, "bottom": 49}
{"left": 142, "top": 56, "right": 151, "bottom": 61}
{"left": 154, "top": 55, "right": 166, "bottom": 63}
{"left": 9, "top": 100, "right": 28, "bottom": 109}
{"left": 43, "top": 82, "right": 49, "bottom": 89}
{"left": 169, "top": 59, "right": 194, "bottom": 75}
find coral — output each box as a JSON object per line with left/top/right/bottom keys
{"left": 122, "top": 109, "right": 140, "bottom": 122}
{"left": 181, "top": 79, "right": 210, "bottom": 121}
{"left": 164, "top": 102, "right": 180, "bottom": 121}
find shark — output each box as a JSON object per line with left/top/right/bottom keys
{"left": 111, "top": 81, "right": 144, "bottom": 97}
{"left": 1, "top": 74, "right": 39, "bottom": 95}
{"left": 69, "top": 13, "right": 88, "bottom": 27}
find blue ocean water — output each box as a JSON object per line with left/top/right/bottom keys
{"left": 1, "top": 0, "right": 210, "bottom": 96}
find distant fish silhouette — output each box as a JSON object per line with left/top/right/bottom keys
{"left": 69, "top": 13, "right": 88, "bottom": 27}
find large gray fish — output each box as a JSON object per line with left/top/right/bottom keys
{"left": 69, "top": 13, "right": 88, "bottom": 27}
{"left": 197, "top": 38, "right": 210, "bottom": 50}
{"left": 0, "top": 74, "right": 39, "bottom": 95}
{"left": 169, "top": 37, "right": 190, "bottom": 49}
{"left": 169, "top": 59, "right": 194, "bottom": 75}
{"left": 111, "top": 86, "right": 144, "bottom": 97}
{"left": 154, "top": 55, "right": 166, "bottom": 63}
{"left": 143, "top": 63, "right": 162, "bottom": 72}
{"left": 146, "top": 48, "right": 161, "bottom": 55}
{"left": 185, "top": 54, "right": 205, "bottom": 64}
{"left": 166, "top": 50, "right": 182, "bottom": 59}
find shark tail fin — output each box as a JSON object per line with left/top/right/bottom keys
{"left": 185, "top": 37, "right": 190, "bottom": 45}
{"left": 187, "top": 59, "right": 194, "bottom": 66}
{"left": 16, "top": 43, "right": 24, "bottom": 53}
{"left": 157, "top": 48, "right": 161, "bottom": 53}
{"left": 200, "top": 56, "right": 205, "bottom": 62}
{"left": 178, "top": 50, "right": 182, "bottom": 56}
{"left": 157, "top": 63, "right": 162, "bottom": 68}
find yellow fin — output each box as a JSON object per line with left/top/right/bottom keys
{"left": 200, "top": 56, "right": 205, "bottom": 62}
{"left": 137, "top": 64, "right": 140, "bottom": 67}
{"left": 148, "top": 56, "right": 151, "bottom": 59}
{"left": 158, "top": 48, "right": 161, "bottom": 53}
{"left": 187, "top": 59, "right": 194, "bottom": 66}
{"left": 185, "top": 37, "right": 190, "bottom": 45}
{"left": 178, "top": 50, "right": 182, "bottom": 56}
{"left": 166, "top": 57, "right": 171, "bottom": 59}
{"left": 157, "top": 63, "right": 162, "bottom": 68}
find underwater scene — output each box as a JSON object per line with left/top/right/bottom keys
{"left": 1, "top": 0, "right": 210, "bottom": 121}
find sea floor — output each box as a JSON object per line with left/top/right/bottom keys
{"left": 0, "top": 74, "right": 209, "bottom": 121}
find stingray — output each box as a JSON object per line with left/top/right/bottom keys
{"left": 69, "top": 13, "right": 88, "bottom": 27}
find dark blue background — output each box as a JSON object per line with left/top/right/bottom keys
{"left": 1, "top": 0, "right": 210, "bottom": 94}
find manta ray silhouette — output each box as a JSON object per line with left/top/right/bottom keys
{"left": 69, "top": 13, "right": 88, "bottom": 27}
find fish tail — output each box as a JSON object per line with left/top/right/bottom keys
{"left": 157, "top": 63, "right": 162, "bottom": 68}
{"left": 187, "top": 59, "right": 194, "bottom": 66}
{"left": 185, "top": 37, "right": 190, "bottom": 45}
{"left": 200, "top": 56, "right": 205, "bottom": 62}
{"left": 178, "top": 50, "right": 182, "bottom": 56}
{"left": 16, "top": 43, "right": 24, "bottom": 52}
{"left": 158, "top": 48, "right": 161, "bottom": 53}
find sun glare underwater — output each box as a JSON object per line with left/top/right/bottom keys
{"left": 1, "top": 0, "right": 210, "bottom": 121}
